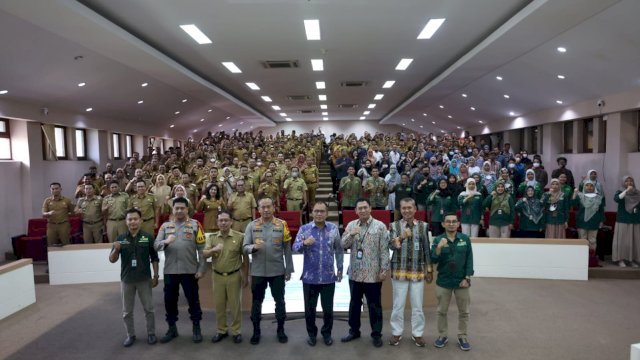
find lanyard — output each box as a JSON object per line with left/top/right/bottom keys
{"left": 356, "top": 220, "right": 372, "bottom": 250}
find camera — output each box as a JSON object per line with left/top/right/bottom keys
{"left": 597, "top": 99, "right": 605, "bottom": 108}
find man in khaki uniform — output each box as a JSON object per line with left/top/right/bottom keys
{"left": 180, "top": 173, "right": 199, "bottom": 206}
{"left": 363, "top": 168, "right": 388, "bottom": 210}
{"left": 129, "top": 180, "right": 159, "bottom": 236}
{"left": 238, "top": 165, "right": 256, "bottom": 196}
{"left": 283, "top": 167, "right": 308, "bottom": 211}
{"left": 190, "top": 157, "right": 209, "bottom": 188}
{"left": 42, "top": 182, "right": 75, "bottom": 246}
{"left": 227, "top": 180, "right": 257, "bottom": 233}
{"left": 203, "top": 212, "right": 249, "bottom": 343}
{"left": 301, "top": 158, "right": 319, "bottom": 205}
{"left": 125, "top": 169, "right": 152, "bottom": 196}
{"left": 257, "top": 171, "right": 280, "bottom": 211}
{"left": 102, "top": 181, "right": 130, "bottom": 242}
{"left": 74, "top": 184, "right": 104, "bottom": 243}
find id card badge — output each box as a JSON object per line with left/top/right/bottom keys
{"left": 131, "top": 259, "right": 137, "bottom": 268}
{"left": 414, "top": 242, "right": 420, "bottom": 251}
{"left": 498, "top": 209, "right": 502, "bottom": 215}
{"left": 634, "top": 208, "right": 638, "bottom": 214}
{"left": 529, "top": 215, "right": 533, "bottom": 221}
{"left": 356, "top": 249, "right": 363, "bottom": 260}
{"left": 439, "top": 209, "right": 444, "bottom": 215}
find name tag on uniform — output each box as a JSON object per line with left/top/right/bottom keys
{"left": 414, "top": 242, "right": 420, "bottom": 251}
{"left": 635, "top": 208, "right": 638, "bottom": 214}
{"left": 131, "top": 259, "right": 137, "bottom": 268}
{"left": 529, "top": 215, "right": 533, "bottom": 221}
{"left": 356, "top": 249, "right": 363, "bottom": 260}
{"left": 440, "top": 209, "right": 444, "bottom": 215}
{"left": 498, "top": 209, "right": 502, "bottom": 215}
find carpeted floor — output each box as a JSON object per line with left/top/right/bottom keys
{"left": 1, "top": 277, "right": 639, "bottom": 360}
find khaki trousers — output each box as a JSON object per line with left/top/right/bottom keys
{"left": 307, "top": 184, "right": 318, "bottom": 205}
{"left": 578, "top": 228, "right": 598, "bottom": 249}
{"left": 107, "top": 220, "right": 127, "bottom": 242}
{"left": 121, "top": 280, "right": 155, "bottom": 337}
{"left": 47, "top": 222, "right": 70, "bottom": 246}
{"left": 141, "top": 219, "right": 155, "bottom": 237}
{"left": 232, "top": 219, "right": 251, "bottom": 234}
{"left": 436, "top": 285, "right": 470, "bottom": 338}
{"left": 212, "top": 270, "right": 243, "bottom": 335}
{"left": 82, "top": 222, "right": 104, "bottom": 243}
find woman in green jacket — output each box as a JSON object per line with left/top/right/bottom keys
{"left": 429, "top": 178, "right": 457, "bottom": 236}
{"left": 612, "top": 175, "right": 640, "bottom": 267}
{"left": 571, "top": 180, "right": 604, "bottom": 251}
{"left": 542, "top": 178, "right": 570, "bottom": 238}
{"left": 515, "top": 186, "right": 545, "bottom": 238}
{"left": 517, "top": 169, "right": 543, "bottom": 199}
{"left": 483, "top": 181, "right": 515, "bottom": 238}
{"left": 458, "top": 178, "right": 484, "bottom": 237}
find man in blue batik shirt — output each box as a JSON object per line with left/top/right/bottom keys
{"left": 293, "top": 201, "right": 344, "bottom": 347}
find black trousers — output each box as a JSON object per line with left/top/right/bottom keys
{"left": 347, "top": 280, "right": 383, "bottom": 338}
{"left": 303, "top": 283, "right": 335, "bottom": 337}
{"left": 251, "top": 275, "right": 286, "bottom": 323}
{"left": 163, "top": 273, "right": 202, "bottom": 324}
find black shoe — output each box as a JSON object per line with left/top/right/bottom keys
{"left": 123, "top": 336, "right": 136, "bottom": 347}
{"left": 232, "top": 334, "right": 243, "bottom": 344}
{"left": 147, "top": 334, "right": 157, "bottom": 345}
{"left": 277, "top": 329, "right": 288, "bottom": 344}
{"left": 373, "top": 337, "right": 383, "bottom": 348}
{"left": 306, "top": 336, "right": 317, "bottom": 346}
{"left": 192, "top": 323, "right": 203, "bottom": 343}
{"left": 341, "top": 333, "right": 361, "bottom": 342}
{"left": 211, "top": 332, "right": 228, "bottom": 343}
{"left": 250, "top": 333, "right": 260, "bottom": 345}
{"left": 323, "top": 336, "right": 334, "bottom": 346}
{"left": 160, "top": 324, "right": 178, "bottom": 344}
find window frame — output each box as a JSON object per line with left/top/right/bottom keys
{"left": 54, "top": 125, "right": 68, "bottom": 160}
{"left": 0, "top": 119, "right": 11, "bottom": 160}
{"left": 75, "top": 128, "right": 87, "bottom": 160}
{"left": 125, "top": 134, "right": 133, "bottom": 159}
{"left": 112, "top": 132, "right": 121, "bottom": 160}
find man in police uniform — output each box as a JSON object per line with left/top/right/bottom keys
{"left": 109, "top": 208, "right": 160, "bottom": 347}
{"left": 227, "top": 179, "right": 257, "bottom": 233}
{"left": 129, "top": 180, "right": 159, "bottom": 236}
{"left": 243, "top": 197, "right": 294, "bottom": 345}
{"left": 203, "top": 212, "right": 249, "bottom": 344}
{"left": 283, "top": 166, "right": 308, "bottom": 211}
{"left": 74, "top": 184, "right": 103, "bottom": 243}
{"left": 102, "top": 181, "right": 130, "bottom": 242}
{"left": 42, "top": 182, "right": 75, "bottom": 246}
{"left": 301, "top": 158, "right": 320, "bottom": 205}
{"left": 154, "top": 197, "right": 208, "bottom": 344}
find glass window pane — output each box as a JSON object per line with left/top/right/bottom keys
{"left": 0, "top": 120, "right": 6, "bottom": 133}
{"left": 0, "top": 138, "right": 10, "bottom": 159}
{"left": 75, "top": 129, "right": 85, "bottom": 158}
{"left": 54, "top": 127, "right": 66, "bottom": 157}
{"left": 112, "top": 133, "right": 120, "bottom": 158}
{"left": 125, "top": 135, "right": 132, "bottom": 158}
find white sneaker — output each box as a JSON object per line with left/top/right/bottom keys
{"left": 618, "top": 261, "right": 627, "bottom": 267}
{"left": 631, "top": 262, "right": 639, "bottom": 268}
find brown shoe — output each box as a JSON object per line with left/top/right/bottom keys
{"left": 389, "top": 335, "right": 402, "bottom": 346}
{"left": 412, "top": 336, "right": 426, "bottom": 347}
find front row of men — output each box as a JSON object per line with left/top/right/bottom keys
{"left": 109, "top": 196, "right": 474, "bottom": 351}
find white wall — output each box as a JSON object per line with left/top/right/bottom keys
{"left": 254, "top": 120, "right": 405, "bottom": 141}
{"left": 0, "top": 161, "right": 27, "bottom": 256}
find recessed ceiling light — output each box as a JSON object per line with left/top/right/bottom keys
{"left": 509, "top": 111, "right": 515, "bottom": 116}
{"left": 478, "top": 120, "right": 484, "bottom": 124}
{"left": 402, "top": 123, "right": 406, "bottom": 126}
{"left": 174, "top": 111, "right": 180, "bottom": 115}
{"left": 441, "top": 130, "right": 446, "bottom": 133}
{"left": 200, "top": 118, "right": 204, "bottom": 122}
{"left": 320, "top": 104, "right": 328, "bottom": 109}
{"left": 503, "top": 94, "right": 510, "bottom": 99}
{"left": 470, "top": 106, "right": 476, "bottom": 111}
{"left": 246, "top": 82, "right": 260, "bottom": 90}
{"left": 374, "top": 94, "right": 384, "bottom": 100}
{"left": 417, "top": 18, "right": 446, "bottom": 39}
{"left": 78, "top": 82, "right": 86, "bottom": 87}
{"left": 411, "top": 118, "right": 415, "bottom": 122}
{"left": 557, "top": 46, "right": 567, "bottom": 53}
{"left": 240, "top": 122, "right": 244, "bottom": 125}
{"left": 170, "top": 124, "right": 175, "bottom": 128}
{"left": 323, "top": 117, "right": 328, "bottom": 120}
{"left": 432, "top": 121, "right": 436, "bottom": 124}
{"left": 261, "top": 96, "right": 273, "bottom": 102}
{"left": 208, "top": 109, "right": 213, "bottom": 112}
{"left": 322, "top": 112, "right": 328, "bottom": 116}
{"left": 272, "top": 105, "right": 281, "bottom": 110}
{"left": 496, "top": 76, "right": 503, "bottom": 81}
{"left": 182, "top": 99, "right": 187, "bottom": 103}
{"left": 218, "top": 124, "right": 223, "bottom": 127}
{"left": 141, "top": 82, "right": 148, "bottom": 87}
{"left": 556, "top": 100, "right": 563, "bottom": 104}
{"left": 179, "top": 24, "right": 212, "bottom": 44}
{"left": 315, "top": 81, "right": 326, "bottom": 89}
{"left": 193, "top": 129, "right": 198, "bottom": 133}
{"left": 395, "top": 58, "right": 414, "bottom": 71}
{"left": 222, "top": 62, "right": 242, "bottom": 73}
{"left": 279, "top": 112, "right": 287, "bottom": 116}
{"left": 557, "top": 75, "right": 566, "bottom": 79}
{"left": 368, "top": 104, "right": 376, "bottom": 109}
{"left": 318, "top": 94, "right": 327, "bottom": 101}
{"left": 304, "top": 19, "right": 321, "bottom": 40}
{"left": 85, "top": 107, "right": 93, "bottom": 112}
{"left": 420, "top": 125, "right": 424, "bottom": 128}
{"left": 225, "top": 116, "right": 231, "bottom": 119}
{"left": 382, "top": 81, "right": 395, "bottom": 88}
{"left": 423, "top": 113, "right": 427, "bottom": 116}
{"left": 232, "top": 129, "right": 236, "bottom": 131}
{"left": 456, "top": 126, "right": 462, "bottom": 129}
{"left": 439, "top": 105, "right": 444, "bottom": 109}
{"left": 286, "top": 118, "right": 292, "bottom": 121}
{"left": 462, "top": 93, "right": 467, "bottom": 98}
{"left": 363, "top": 111, "right": 370, "bottom": 115}
{"left": 137, "top": 100, "right": 144, "bottom": 104}
{"left": 311, "top": 59, "right": 324, "bottom": 71}
{"left": 360, "top": 116, "right": 366, "bottom": 120}
{"left": 447, "top": 115, "right": 452, "bottom": 118}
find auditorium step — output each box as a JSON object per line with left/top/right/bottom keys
{"left": 588, "top": 261, "right": 640, "bottom": 279}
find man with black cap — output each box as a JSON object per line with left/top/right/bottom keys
{"left": 551, "top": 157, "right": 575, "bottom": 189}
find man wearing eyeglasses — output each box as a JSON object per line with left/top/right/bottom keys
{"left": 292, "top": 201, "right": 344, "bottom": 347}
{"left": 430, "top": 213, "right": 474, "bottom": 351}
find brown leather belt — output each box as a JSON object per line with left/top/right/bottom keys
{"left": 214, "top": 268, "right": 240, "bottom": 276}
{"left": 83, "top": 220, "right": 102, "bottom": 225}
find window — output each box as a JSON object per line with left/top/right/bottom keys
{"left": 563, "top": 121, "right": 573, "bottom": 153}
{"left": 582, "top": 118, "right": 593, "bottom": 153}
{"left": 0, "top": 119, "right": 11, "bottom": 159}
{"left": 75, "top": 129, "right": 86, "bottom": 160}
{"left": 125, "top": 134, "right": 133, "bottom": 158}
{"left": 531, "top": 126, "right": 539, "bottom": 154}
{"left": 54, "top": 126, "right": 67, "bottom": 159}
{"left": 112, "top": 133, "right": 121, "bottom": 159}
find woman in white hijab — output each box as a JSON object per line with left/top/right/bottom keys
{"left": 458, "top": 178, "right": 484, "bottom": 237}
{"left": 384, "top": 164, "right": 401, "bottom": 210}
{"left": 612, "top": 175, "right": 640, "bottom": 267}
{"left": 579, "top": 169, "right": 604, "bottom": 195}
{"left": 571, "top": 180, "right": 605, "bottom": 252}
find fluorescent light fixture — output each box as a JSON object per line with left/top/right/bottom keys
{"left": 311, "top": 59, "right": 324, "bottom": 71}
{"left": 417, "top": 18, "right": 445, "bottom": 39}
{"left": 368, "top": 104, "right": 376, "bottom": 109}
{"left": 432, "top": 121, "right": 436, "bottom": 124}
{"left": 320, "top": 104, "right": 328, "bottom": 109}
{"left": 557, "top": 75, "right": 565, "bottom": 79}
{"left": 193, "top": 130, "right": 198, "bottom": 133}
{"left": 456, "top": 126, "right": 462, "bottom": 129}
{"left": 0, "top": 90, "right": 7, "bottom": 94}
{"left": 503, "top": 94, "right": 510, "bottom": 99}
{"left": 200, "top": 118, "right": 204, "bottom": 122}
{"left": 218, "top": 124, "right": 223, "bottom": 127}
{"left": 78, "top": 82, "right": 86, "bottom": 87}
{"left": 422, "top": 113, "right": 427, "bottom": 116}
{"left": 137, "top": 100, "right": 144, "bottom": 104}
{"left": 363, "top": 111, "right": 370, "bottom": 115}
{"left": 420, "top": 125, "right": 424, "bottom": 128}
{"left": 509, "top": 111, "right": 515, "bottom": 116}
{"left": 179, "top": 24, "right": 212, "bottom": 44}
{"left": 208, "top": 109, "right": 213, "bottom": 112}
{"left": 374, "top": 94, "right": 384, "bottom": 100}
{"left": 441, "top": 130, "right": 445, "bottom": 133}
{"left": 261, "top": 96, "right": 273, "bottom": 102}
{"left": 323, "top": 117, "right": 328, "bottom": 120}
{"left": 225, "top": 116, "right": 231, "bottom": 119}
{"left": 279, "top": 113, "right": 287, "bottom": 116}
{"left": 304, "top": 19, "right": 321, "bottom": 40}
{"left": 470, "top": 107, "right": 476, "bottom": 111}
{"left": 382, "top": 81, "right": 395, "bottom": 88}
{"left": 439, "top": 105, "right": 444, "bottom": 109}
{"left": 182, "top": 99, "right": 188, "bottom": 103}
{"left": 141, "top": 82, "right": 148, "bottom": 87}
{"left": 403, "top": 123, "right": 406, "bottom": 126}
{"left": 85, "top": 107, "right": 93, "bottom": 112}
{"left": 556, "top": 100, "right": 563, "bottom": 104}
{"left": 478, "top": 120, "right": 484, "bottom": 124}
{"left": 246, "top": 82, "right": 260, "bottom": 90}
{"left": 272, "top": 105, "right": 281, "bottom": 110}
{"left": 462, "top": 93, "right": 467, "bottom": 98}
{"left": 286, "top": 118, "right": 292, "bottom": 121}
{"left": 322, "top": 112, "right": 328, "bottom": 116}
{"left": 395, "top": 58, "right": 413, "bottom": 70}
{"left": 318, "top": 94, "right": 327, "bottom": 101}
{"left": 315, "top": 81, "right": 326, "bottom": 89}
{"left": 222, "top": 62, "right": 242, "bottom": 73}
{"left": 496, "top": 76, "right": 503, "bottom": 81}
{"left": 557, "top": 47, "right": 567, "bottom": 53}
{"left": 175, "top": 111, "right": 180, "bottom": 115}
{"left": 360, "top": 117, "right": 366, "bottom": 120}
{"left": 170, "top": 124, "right": 175, "bottom": 128}
{"left": 447, "top": 115, "right": 452, "bottom": 118}
{"left": 411, "top": 119, "right": 415, "bottom": 122}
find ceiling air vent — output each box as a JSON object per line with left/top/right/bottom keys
{"left": 297, "top": 109, "right": 316, "bottom": 114}
{"left": 340, "top": 81, "right": 368, "bottom": 87}
{"left": 286, "top": 95, "right": 311, "bottom": 101}
{"left": 338, "top": 104, "right": 359, "bottom": 109}
{"left": 262, "top": 60, "right": 299, "bottom": 69}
